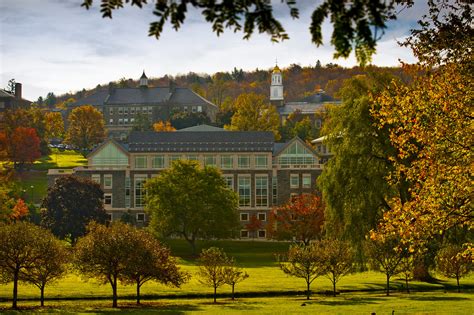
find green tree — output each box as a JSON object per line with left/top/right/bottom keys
{"left": 197, "top": 247, "right": 232, "bottom": 303}
{"left": 226, "top": 93, "right": 280, "bottom": 140}
{"left": 317, "top": 73, "right": 406, "bottom": 268}
{"left": 436, "top": 245, "right": 472, "bottom": 293}
{"left": 170, "top": 111, "right": 211, "bottom": 130}
{"left": 224, "top": 265, "right": 249, "bottom": 301}
{"left": 65, "top": 105, "right": 106, "bottom": 154}
{"left": 318, "top": 239, "right": 354, "bottom": 297}
{"left": 146, "top": 160, "right": 239, "bottom": 254}
{"left": 0, "top": 222, "right": 56, "bottom": 309}
{"left": 5, "top": 78, "right": 16, "bottom": 94}
{"left": 278, "top": 243, "right": 321, "bottom": 300}
{"left": 19, "top": 234, "right": 69, "bottom": 307}
{"left": 120, "top": 227, "right": 188, "bottom": 304}
{"left": 41, "top": 175, "right": 108, "bottom": 244}
{"left": 132, "top": 112, "right": 153, "bottom": 131}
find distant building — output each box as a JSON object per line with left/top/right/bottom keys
{"left": 69, "top": 71, "right": 218, "bottom": 139}
{"left": 269, "top": 64, "right": 340, "bottom": 125}
{"left": 0, "top": 83, "right": 32, "bottom": 129}
{"left": 48, "top": 126, "right": 323, "bottom": 239}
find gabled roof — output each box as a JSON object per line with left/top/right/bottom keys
{"left": 87, "top": 138, "right": 129, "bottom": 158}
{"left": 0, "top": 89, "right": 14, "bottom": 98}
{"left": 128, "top": 131, "right": 274, "bottom": 153}
{"left": 273, "top": 136, "right": 318, "bottom": 157}
{"left": 177, "top": 124, "right": 225, "bottom": 132}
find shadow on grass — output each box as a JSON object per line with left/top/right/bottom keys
{"left": 406, "top": 295, "right": 471, "bottom": 302}
{"left": 314, "top": 296, "right": 379, "bottom": 306}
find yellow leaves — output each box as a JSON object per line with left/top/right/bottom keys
{"left": 153, "top": 121, "right": 176, "bottom": 132}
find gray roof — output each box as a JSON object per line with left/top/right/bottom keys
{"left": 72, "top": 86, "right": 217, "bottom": 108}
{"left": 0, "top": 89, "right": 14, "bottom": 98}
{"left": 273, "top": 143, "right": 286, "bottom": 155}
{"left": 128, "top": 131, "right": 274, "bottom": 153}
{"left": 299, "top": 92, "right": 334, "bottom": 103}
{"left": 177, "top": 124, "right": 226, "bottom": 132}
{"left": 278, "top": 102, "right": 327, "bottom": 115}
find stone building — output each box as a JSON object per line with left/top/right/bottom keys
{"left": 48, "top": 126, "right": 323, "bottom": 239}
{"left": 0, "top": 83, "right": 31, "bottom": 130}
{"left": 69, "top": 71, "right": 218, "bottom": 139}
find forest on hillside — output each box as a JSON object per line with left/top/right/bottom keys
{"left": 51, "top": 63, "right": 410, "bottom": 108}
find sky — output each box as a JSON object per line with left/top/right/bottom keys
{"left": 0, "top": 0, "right": 426, "bottom": 101}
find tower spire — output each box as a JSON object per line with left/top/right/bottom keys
{"left": 139, "top": 70, "right": 148, "bottom": 87}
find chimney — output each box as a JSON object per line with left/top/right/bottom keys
{"left": 169, "top": 80, "right": 176, "bottom": 94}
{"left": 15, "top": 83, "right": 22, "bottom": 99}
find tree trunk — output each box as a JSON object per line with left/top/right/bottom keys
{"left": 213, "top": 286, "right": 217, "bottom": 303}
{"left": 40, "top": 285, "right": 45, "bottom": 307}
{"left": 12, "top": 269, "right": 19, "bottom": 309}
{"left": 306, "top": 279, "right": 311, "bottom": 300}
{"left": 456, "top": 275, "right": 460, "bottom": 293}
{"left": 333, "top": 279, "right": 336, "bottom": 297}
{"left": 136, "top": 279, "right": 141, "bottom": 305}
{"left": 232, "top": 284, "right": 235, "bottom": 301}
{"left": 112, "top": 276, "right": 118, "bottom": 308}
{"left": 405, "top": 275, "right": 410, "bottom": 294}
{"left": 386, "top": 274, "right": 390, "bottom": 296}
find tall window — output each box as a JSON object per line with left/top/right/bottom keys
{"left": 302, "top": 174, "right": 311, "bottom": 188}
{"left": 278, "top": 141, "right": 317, "bottom": 166}
{"left": 152, "top": 156, "right": 165, "bottom": 169}
{"left": 290, "top": 174, "right": 299, "bottom": 188}
{"left": 220, "top": 155, "right": 233, "bottom": 169}
{"left": 91, "top": 174, "right": 101, "bottom": 184}
{"left": 103, "top": 174, "right": 113, "bottom": 189}
{"left": 223, "top": 175, "right": 234, "bottom": 190}
{"left": 255, "top": 175, "right": 268, "bottom": 207}
{"left": 255, "top": 155, "right": 268, "bottom": 169}
{"left": 238, "top": 155, "right": 250, "bottom": 169}
{"left": 134, "top": 176, "right": 147, "bottom": 208}
{"left": 272, "top": 176, "right": 278, "bottom": 205}
{"left": 125, "top": 177, "right": 131, "bottom": 208}
{"left": 238, "top": 177, "right": 251, "bottom": 207}
{"left": 204, "top": 155, "right": 217, "bottom": 167}
{"left": 135, "top": 156, "right": 147, "bottom": 169}
{"left": 104, "top": 194, "right": 112, "bottom": 206}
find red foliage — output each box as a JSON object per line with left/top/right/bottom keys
{"left": 268, "top": 194, "right": 325, "bottom": 245}
{"left": 245, "top": 214, "right": 263, "bottom": 236}
{"left": 7, "top": 127, "right": 41, "bottom": 167}
{"left": 11, "top": 199, "right": 29, "bottom": 220}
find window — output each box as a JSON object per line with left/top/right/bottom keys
{"left": 135, "top": 156, "right": 147, "bottom": 169}
{"left": 197, "top": 106, "right": 202, "bottom": 112}
{"left": 107, "top": 213, "right": 112, "bottom": 222}
{"left": 255, "top": 155, "right": 268, "bottom": 169}
{"left": 278, "top": 141, "right": 318, "bottom": 166}
{"left": 220, "top": 155, "right": 233, "bottom": 169}
{"left": 238, "top": 177, "right": 251, "bottom": 207}
{"left": 124, "top": 118, "right": 128, "bottom": 124}
{"left": 136, "top": 213, "right": 145, "bottom": 222}
{"left": 109, "top": 118, "right": 114, "bottom": 124}
{"left": 223, "top": 175, "right": 233, "bottom": 189}
{"left": 91, "top": 174, "right": 101, "bottom": 184}
{"left": 240, "top": 213, "right": 249, "bottom": 221}
{"left": 109, "top": 108, "right": 114, "bottom": 115}
{"left": 240, "top": 230, "right": 249, "bottom": 238}
{"left": 237, "top": 155, "right": 250, "bottom": 169}
{"left": 104, "top": 174, "right": 112, "bottom": 188}
{"left": 134, "top": 176, "right": 147, "bottom": 207}
{"left": 148, "top": 106, "right": 153, "bottom": 114}
{"left": 130, "top": 118, "right": 135, "bottom": 123}
{"left": 272, "top": 176, "right": 278, "bottom": 205}
{"left": 255, "top": 175, "right": 268, "bottom": 207}
{"left": 104, "top": 194, "right": 112, "bottom": 206}
{"left": 192, "top": 106, "right": 197, "bottom": 113}
{"left": 290, "top": 174, "right": 299, "bottom": 188}
{"left": 125, "top": 177, "right": 131, "bottom": 208}
{"left": 184, "top": 106, "right": 188, "bottom": 112}
{"left": 152, "top": 156, "right": 165, "bottom": 169}
{"left": 302, "top": 174, "right": 311, "bottom": 188}
{"left": 187, "top": 155, "right": 199, "bottom": 162}
{"left": 118, "top": 118, "right": 123, "bottom": 125}
{"left": 131, "top": 108, "right": 135, "bottom": 114}
{"left": 118, "top": 107, "right": 123, "bottom": 115}
{"left": 258, "top": 230, "right": 266, "bottom": 238}
{"left": 124, "top": 108, "right": 128, "bottom": 115}
{"left": 258, "top": 212, "right": 266, "bottom": 221}
{"left": 204, "top": 155, "right": 216, "bottom": 167}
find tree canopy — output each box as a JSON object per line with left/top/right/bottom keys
{"left": 65, "top": 105, "right": 106, "bottom": 153}
{"left": 145, "top": 160, "right": 239, "bottom": 254}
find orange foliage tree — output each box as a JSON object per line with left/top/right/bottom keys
{"left": 245, "top": 214, "right": 263, "bottom": 239}
{"left": 0, "top": 127, "right": 41, "bottom": 169}
{"left": 10, "top": 199, "right": 29, "bottom": 221}
{"left": 153, "top": 121, "right": 176, "bottom": 132}
{"left": 268, "top": 194, "right": 325, "bottom": 245}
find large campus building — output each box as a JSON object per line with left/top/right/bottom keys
{"left": 70, "top": 72, "right": 218, "bottom": 139}
{"left": 48, "top": 126, "right": 323, "bottom": 239}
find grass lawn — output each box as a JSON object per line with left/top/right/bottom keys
{"left": 10, "top": 149, "right": 87, "bottom": 204}
{"left": 0, "top": 239, "right": 472, "bottom": 313}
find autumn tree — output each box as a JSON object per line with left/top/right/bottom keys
{"left": 197, "top": 247, "right": 232, "bottom": 303}
{"left": 0, "top": 127, "right": 41, "bottom": 169}
{"left": 20, "top": 234, "right": 69, "bottom": 307}
{"left": 0, "top": 222, "right": 57, "bottom": 309}
{"left": 224, "top": 265, "right": 249, "bottom": 301}
{"left": 268, "top": 194, "right": 324, "bottom": 245}
{"left": 226, "top": 93, "right": 280, "bottom": 140}
{"left": 120, "top": 227, "right": 188, "bottom": 304}
{"left": 278, "top": 243, "right": 321, "bottom": 300}
{"left": 146, "top": 160, "right": 239, "bottom": 254}
{"left": 41, "top": 175, "right": 108, "bottom": 244}
{"left": 318, "top": 239, "right": 354, "bottom": 296}
{"left": 399, "top": 254, "right": 415, "bottom": 294}
{"left": 45, "top": 111, "right": 65, "bottom": 139}
{"left": 245, "top": 214, "right": 263, "bottom": 239}
{"left": 436, "top": 245, "right": 472, "bottom": 293}
{"left": 65, "top": 105, "right": 105, "bottom": 154}
{"left": 10, "top": 199, "right": 29, "bottom": 221}
{"left": 153, "top": 120, "right": 176, "bottom": 132}
{"left": 365, "top": 234, "right": 406, "bottom": 296}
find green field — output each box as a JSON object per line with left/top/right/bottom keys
{"left": 0, "top": 240, "right": 472, "bottom": 313}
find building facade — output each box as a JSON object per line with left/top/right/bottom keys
{"left": 0, "top": 83, "right": 31, "bottom": 130}
{"left": 48, "top": 127, "right": 323, "bottom": 239}
{"left": 69, "top": 72, "right": 218, "bottom": 139}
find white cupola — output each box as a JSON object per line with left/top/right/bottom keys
{"left": 270, "top": 64, "right": 283, "bottom": 102}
